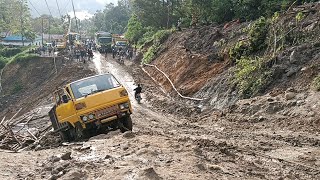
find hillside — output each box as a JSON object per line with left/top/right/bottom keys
{"left": 143, "top": 3, "right": 320, "bottom": 109}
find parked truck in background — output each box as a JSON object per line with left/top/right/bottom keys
{"left": 95, "top": 31, "right": 113, "bottom": 53}
{"left": 49, "top": 73, "right": 133, "bottom": 141}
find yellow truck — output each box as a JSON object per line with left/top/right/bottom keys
{"left": 49, "top": 73, "right": 133, "bottom": 141}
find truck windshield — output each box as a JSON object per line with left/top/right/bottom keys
{"left": 99, "top": 37, "right": 112, "bottom": 43}
{"left": 70, "top": 74, "right": 121, "bottom": 99}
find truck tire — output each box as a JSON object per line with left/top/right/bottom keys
{"left": 120, "top": 116, "right": 133, "bottom": 133}
{"left": 74, "top": 123, "right": 88, "bottom": 141}
{"left": 59, "top": 130, "right": 73, "bottom": 142}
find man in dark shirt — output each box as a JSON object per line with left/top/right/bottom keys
{"left": 133, "top": 84, "right": 142, "bottom": 99}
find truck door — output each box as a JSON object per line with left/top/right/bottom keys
{"left": 55, "top": 88, "right": 77, "bottom": 123}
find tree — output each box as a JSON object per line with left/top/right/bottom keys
{"left": 125, "top": 14, "right": 144, "bottom": 43}
{"left": 0, "top": 0, "right": 34, "bottom": 40}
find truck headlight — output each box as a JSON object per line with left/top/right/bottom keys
{"left": 88, "top": 114, "right": 95, "bottom": 120}
{"left": 119, "top": 102, "right": 129, "bottom": 110}
{"left": 82, "top": 116, "right": 88, "bottom": 121}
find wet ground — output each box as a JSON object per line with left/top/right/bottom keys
{"left": 0, "top": 52, "right": 320, "bottom": 180}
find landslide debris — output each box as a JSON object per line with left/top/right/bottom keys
{"left": 0, "top": 55, "right": 95, "bottom": 151}
{"left": 142, "top": 3, "right": 320, "bottom": 111}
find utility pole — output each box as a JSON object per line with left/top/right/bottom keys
{"left": 48, "top": 18, "right": 51, "bottom": 43}
{"left": 20, "top": 0, "right": 24, "bottom": 46}
{"left": 41, "top": 18, "right": 44, "bottom": 46}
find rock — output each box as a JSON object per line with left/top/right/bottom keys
{"left": 308, "top": 111, "right": 315, "bottom": 117}
{"left": 63, "top": 169, "right": 88, "bottom": 180}
{"left": 122, "top": 143, "right": 129, "bottom": 151}
{"left": 138, "top": 167, "right": 162, "bottom": 180}
{"left": 122, "top": 131, "right": 135, "bottom": 139}
{"left": 80, "top": 145, "right": 91, "bottom": 151}
{"left": 301, "top": 67, "right": 308, "bottom": 72}
{"left": 289, "top": 50, "right": 299, "bottom": 63}
{"left": 286, "top": 87, "right": 295, "bottom": 92}
{"left": 49, "top": 174, "right": 58, "bottom": 180}
{"left": 60, "top": 152, "right": 72, "bottom": 160}
{"left": 207, "top": 164, "right": 223, "bottom": 171}
{"left": 266, "top": 102, "right": 284, "bottom": 114}
{"left": 285, "top": 92, "right": 296, "bottom": 100}
{"left": 286, "top": 101, "right": 297, "bottom": 107}
{"left": 49, "top": 156, "right": 61, "bottom": 163}
{"left": 286, "top": 68, "right": 298, "bottom": 77}
{"left": 104, "top": 155, "right": 113, "bottom": 159}
{"left": 297, "top": 100, "right": 304, "bottom": 106}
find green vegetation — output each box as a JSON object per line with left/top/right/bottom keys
{"left": 0, "top": 48, "right": 22, "bottom": 57}
{"left": 143, "top": 45, "right": 160, "bottom": 64}
{"left": 234, "top": 56, "right": 273, "bottom": 98}
{"left": 0, "top": 47, "right": 38, "bottom": 70}
{"left": 11, "top": 53, "right": 38, "bottom": 64}
{"left": 0, "top": 56, "right": 8, "bottom": 70}
{"left": 142, "top": 29, "right": 173, "bottom": 64}
{"left": 0, "top": 0, "right": 34, "bottom": 40}
{"left": 312, "top": 75, "right": 320, "bottom": 91}
{"left": 248, "top": 17, "right": 269, "bottom": 52}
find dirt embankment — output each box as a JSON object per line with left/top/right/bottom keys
{"left": 0, "top": 57, "right": 94, "bottom": 118}
{"left": 144, "top": 3, "right": 320, "bottom": 111}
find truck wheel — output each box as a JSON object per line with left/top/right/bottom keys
{"left": 59, "top": 130, "right": 73, "bottom": 142}
{"left": 74, "top": 124, "right": 86, "bottom": 140}
{"left": 120, "top": 116, "right": 133, "bottom": 133}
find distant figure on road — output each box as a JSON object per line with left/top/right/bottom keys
{"left": 105, "top": 49, "right": 108, "bottom": 59}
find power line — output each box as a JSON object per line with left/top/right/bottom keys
{"left": 60, "top": 0, "right": 71, "bottom": 15}
{"left": 44, "top": 0, "right": 53, "bottom": 17}
{"left": 71, "top": 0, "right": 79, "bottom": 33}
{"left": 55, "top": 0, "right": 62, "bottom": 17}
{"left": 28, "top": 0, "right": 41, "bottom": 16}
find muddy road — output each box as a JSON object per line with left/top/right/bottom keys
{"left": 0, "top": 53, "right": 319, "bottom": 180}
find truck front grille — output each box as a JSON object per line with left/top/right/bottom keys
{"left": 95, "top": 106, "right": 119, "bottom": 119}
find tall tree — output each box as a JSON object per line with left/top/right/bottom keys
{"left": 0, "top": 0, "right": 34, "bottom": 39}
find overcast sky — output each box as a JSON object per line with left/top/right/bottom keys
{"left": 28, "top": 0, "right": 118, "bottom": 20}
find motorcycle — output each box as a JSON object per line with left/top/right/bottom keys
{"left": 135, "top": 93, "right": 142, "bottom": 104}
{"left": 118, "top": 54, "right": 124, "bottom": 65}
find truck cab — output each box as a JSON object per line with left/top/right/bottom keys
{"left": 49, "top": 73, "right": 133, "bottom": 141}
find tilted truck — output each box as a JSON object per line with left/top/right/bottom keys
{"left": 95, "top": 31, "right": 113, "bottom": 53}
{"left": 49, "top": 73, "right": 133, "bottom": 141}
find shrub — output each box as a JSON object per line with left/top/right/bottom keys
{"left": 142, "top": 45, "right": 160, "bottom": 64}
{"left": 0, "top": 56, "right": 8, "bottom": 70}
{"left": 229, "top": 41, "right": 250, "bottom": 62}
{"left": 248, "top": 17, "right": 269, "bottom": 52}
{"left": 234, "top": 56, "right": 272, "bottom": 98}
{"left": 11, "top": 53, "right": 38, "bottom": 64}
{"left": 138, "top": 27, "right": 157, "bottom": 47}
{"left": 152, "top": 29, "right": 172, "bottom": 45}
{"left": 312, "top": 75, "right": 320, "bottom": 91}
{"left": 0, "top": 48, "right": 22, "bottom": 57}
{"left": 141, "top": 29, "right": 172, "bottom": 64}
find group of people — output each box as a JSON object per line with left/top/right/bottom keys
{"left": 68, "top": 45, "right": 93, "bottom": 63}
{"left": 111, "top": 44, "right": 136, "bottom": 61}
{"left": 33, "top": 44, "right": 56, "bottom": 57}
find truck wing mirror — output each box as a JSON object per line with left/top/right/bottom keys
{"left": 62, "top": 95, "right": 69, "bottom": 103}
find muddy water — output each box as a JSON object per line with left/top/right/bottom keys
{"left": 92, "top": 53, "right": 103, "bottom": 74}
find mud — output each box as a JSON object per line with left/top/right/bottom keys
{"left": 0, "top": 53, "right": 319, "bottom": 179}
